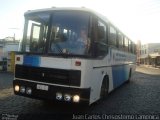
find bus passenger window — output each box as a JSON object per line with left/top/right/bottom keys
{"left": 124, "top": 37, "right": 129, "bottom": 52}
{"left": 95, "top": 20, "right": 108, "bottom": 57}
{"left": 109, "top": 26, "right": 117, "bottom": 47}
{"left": 118, "top": 32, "right": 124, "bottom": 49}
{"left": 129, "top": 40, "right": 132, "bottom": 53}
{"left": 97, "top": 20, "right": 107, "bottom": 42}
{"left": 134, "top": 44, "right": 136, "bottom": 54}
{"left": 131, "top": 41, "right": 134, "bottom": 53}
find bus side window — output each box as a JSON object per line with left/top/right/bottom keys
{"left": 96, "top": 20, "right": 108, "bottom": 57}
{"left": 130, "top": 40, "right": 135, "bottom": 53}
{"left": 134, "top": 44, "right": 136, "bottom": 54}
{"left": 129, "top": 40, "right": 132, "bottom": 53}
{"left": 118, "top": 32, "right": 124, "bottom": 50}
{"left": 124, "top": 37, "right": 129, "bottom": 52}
{"left": 109, "top": 26, "right": 117, "bottom": 47}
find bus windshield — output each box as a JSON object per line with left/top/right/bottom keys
{"left": 22, "top": 11, "right": 91, "bottom": 56}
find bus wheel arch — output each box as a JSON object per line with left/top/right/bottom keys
{"left": 100, "top": 75, "right": 109, "bottom": 99}
{"left": 127, "top": 68, "right": 132, "bottom": 83}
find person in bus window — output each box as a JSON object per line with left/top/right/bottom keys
{"left": 77, "top": 27, "right": 90, "bottom": 54}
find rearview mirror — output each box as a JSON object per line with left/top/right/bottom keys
{"left": 98, "top": 26, "right": 105, "bottom": 40}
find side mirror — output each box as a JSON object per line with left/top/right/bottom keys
{"left": 94, "top": 41, "right": 108, "bottom": 58}
{"left": 98, "top": 26, "right": 105, "bottom": 40}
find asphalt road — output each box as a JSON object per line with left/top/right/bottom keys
{"left": 0, "top": 66, "right": 160, "bottom": 120}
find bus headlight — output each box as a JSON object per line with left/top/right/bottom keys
{"left": 73, "top": 95, "right": 80, "bottom": 103}
{"left": 20, "top": 86, "right": 25, "bottom": 93}
{"left": 26, "top": 87, "right": 32, "bottom": 95}
{"left": 14, "top": 85, "right": 20, "bottom": 92}
{"left": 64, "top": 94, "right": 71, "bottom": 102}
{"left": 56, "top": 92, "right": 63, "bottom": 100}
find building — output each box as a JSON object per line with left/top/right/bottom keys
{"left": 0, "top": 38, "right": 20, "bottom": 71}
{"left": 136, "top": 40, "right": 141, "bottom": 65}
{"left": 139, "top": 43, "right": 160, "bottom": 67}
{"left": 0, "top": 38, "right": 19, "bottom": 58}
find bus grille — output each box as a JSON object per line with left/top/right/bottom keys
{"left": 15, "top": 65, "right": 81, "bottom": 87}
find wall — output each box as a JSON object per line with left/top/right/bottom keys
{"left": 0, "top": 41, "right": 19, "bottom": 71}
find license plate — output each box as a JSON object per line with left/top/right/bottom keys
{"left": 36, "top": 84, "right": 49, "bottom": 91}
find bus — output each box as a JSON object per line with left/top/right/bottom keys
{"left": 13, "top": 7, "right": 136, "bottom": 105}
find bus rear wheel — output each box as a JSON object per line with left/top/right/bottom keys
{"left": 100, "top": 77, "right": 109, "bottom": 99}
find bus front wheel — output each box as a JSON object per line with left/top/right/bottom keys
{"left": 100, "top": 76, "right": 109, "bottom": 99}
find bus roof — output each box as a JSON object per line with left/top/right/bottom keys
{"left": 25, "top": 7, "right": 109, "bottom": 27}
{"left": 25, "top": 7, "right": 95, "bottom": 15}
{"left": 24, "top": 7, "right": 133, "bottom": 43}
{"left": 24, "top": 7, "right": 108, "bottom": 21}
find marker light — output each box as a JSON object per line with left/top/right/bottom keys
{"left": 20, "top": 86, "right": 25, "bottom": 93}
{"left": 14, "top": 85, "right": 20, "bottom": 92}
{"left": 56, "top": 92, "right": 63, "bottom": 100}
{"left": 75, "top": 61, "right": 81, "bottom": 66}
{"left": 73, "top": 95, "right": 80, "bottom": 103}
{"left": 64, "top": 94, "right": 71, "bottom": 102}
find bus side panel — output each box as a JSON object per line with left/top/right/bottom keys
{"left": 89, "top": 66, "right": 114, "bottom": 104}
{"left": 23, "top": 55, "right": 41, "bottom": 67}
{"left": 112, "top": 65, "right": 129, "bottom": 88}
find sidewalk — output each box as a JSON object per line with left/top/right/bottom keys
{"left": 138, "top": 64, "right": 160, "bottom": 69}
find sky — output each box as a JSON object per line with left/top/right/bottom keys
{"left": 0, "top": 0, "right": 160, "bottom": 44}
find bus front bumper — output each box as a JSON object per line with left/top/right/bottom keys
{"left": 13, "top": 79, "right": 90, "bottom": 105}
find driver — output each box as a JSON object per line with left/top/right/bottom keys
{"left": 77, "top": 27, "right": 90, "bottom": 54}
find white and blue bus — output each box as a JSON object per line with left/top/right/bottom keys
{"left": 13, "top": 7, "right": 136, "bottom": 105}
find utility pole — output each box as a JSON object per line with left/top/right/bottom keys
{"left": 8, "top": 28, "right": 19, "bottom": 42}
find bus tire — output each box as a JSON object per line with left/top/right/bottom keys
{"left": 126, "top": 68, "right": 132, "bottom": 83}
{"left": 100, "top": 76, "right": 109, "bottom": 99}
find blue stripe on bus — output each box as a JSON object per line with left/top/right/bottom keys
{"left": 23, "top": 56, "right": 41, "bottom": 67}
{"left": 112, "top": 65, "right": 129, "bottom": 88}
